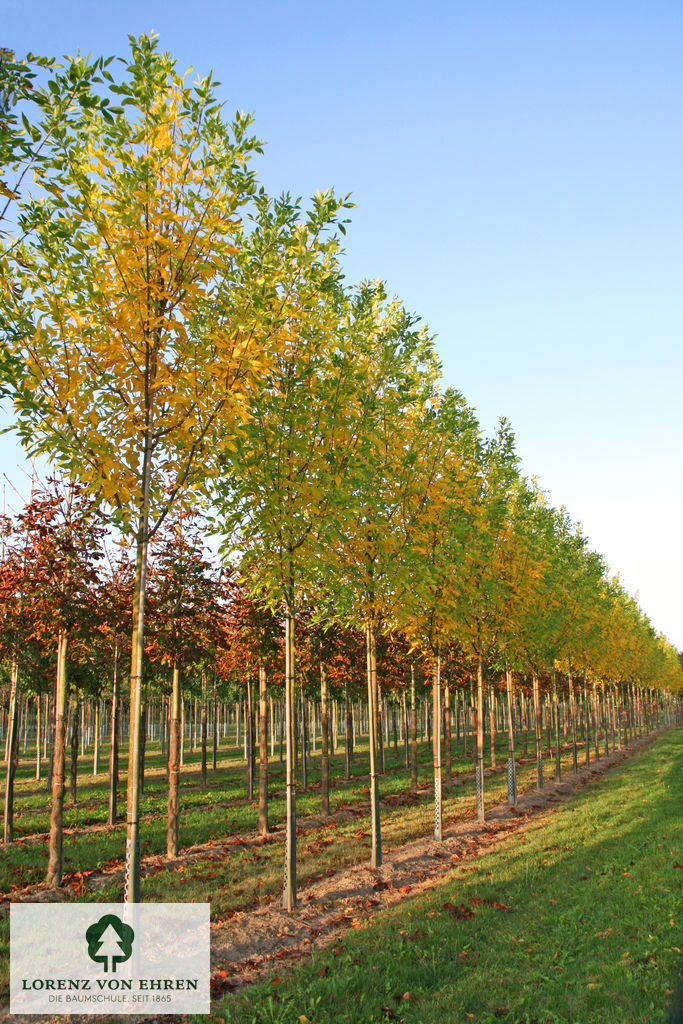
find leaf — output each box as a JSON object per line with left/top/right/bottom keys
{"left": 443, "top": 902, "right": 475, "bottom": 919}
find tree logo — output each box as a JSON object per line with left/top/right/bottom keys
{"left": 85, "top": 914, "right": 134, "bottom": 973}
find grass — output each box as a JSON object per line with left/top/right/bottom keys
{"left": 217, "top": 727, "right": 682, "bottom": 1024}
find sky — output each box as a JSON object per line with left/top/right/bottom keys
{"left": 2, "top": 0, "right": 682, "bottom": 647}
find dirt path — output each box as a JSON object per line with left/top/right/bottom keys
{"left": 0, "top": 729, "right": 666, "bottom": 1024}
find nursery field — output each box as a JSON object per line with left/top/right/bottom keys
{"left": 1, "top": 725, "right": 681, "bottom": 1023}
{"left": 1, "top": 726, "right": 613, "bottom": 901}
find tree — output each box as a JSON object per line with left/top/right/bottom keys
{"left": 397, "top": 389, "right": 480, "bottom": 839}
{"left": 2, "top": 35, "right": 291, "bottom": 900}
{"left": 324, "top": 283, "right": 442, "bottom": 868}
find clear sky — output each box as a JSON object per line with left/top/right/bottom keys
{"left": 2, "top": 0, "right": 682, "bottom": 647}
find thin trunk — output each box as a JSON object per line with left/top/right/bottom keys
{"left": 108, "top": 640, "right": 119, "bottom": 827}
{"left": 410, "top": 664, "right": 418, "bottom": 791}
{"left": 402, "top": 685, "right": 409, "bottom": 768}
{"left": 584, "top": 671, "right": 591, "bottom": 766}
{"left": 2, "top": 651, "right": 20, "bottom": 844}
{"left": 35, "top": 693, "right": 41, "bottom": 781}
{"left": 552, "top": 666, "right": 561, "bottom": 781}
{"left": 344, "top": 679, "right": 352, "bottom": 780}
{"left": 212, "top": 673, "right": 218, "bottom": 771}
{"left": 377, "top": 680, "right": 385, "bottom": 775}
{"left": 320, "top": 660, "right": 330, "bottom": 817}
{"left": 432, "top": 650, "right": 442, "bottom": 841}
{"left": 366, "top": 619, "right": 382, "bottom": 867}
{"left": 138, "top": 698, "right": 147, "bottom": 795}
{"left": 300, "top": 684, "right": 307, "bottom": 791}
{"left": 476, "top": 657, "right": 485, "bottom": 822}
{"left": 124, "top": 472, "right": 151, "bottom": 905}
{"left": 444, "top": 683, "right": 451, "bottom": 779}
{"left": 167, "top": 662, "right": 181, "bottom": 858}
{"left": 488, "top": 682, "right": 497, "bottom": 769}
{"left": 533, "top": 673, "right": 543, "bottom": 789}
{"left": 46, "top": 631, "right": 68, "bottom": 885}
{"left": 568, "top": 660, "right": 578, "bottom": 773}
{"left": 258, "top": 659, "right": 268, "bottom": 836}
{"left": 246, "top": 676, "right": 254, "bottom": 800}
{"left": 69, "top": 694, "right": 80, "bottom": 806}
{"left": 283, "top": 597, "right": 297, "bottom": 910}
{"left": 92, "top": 699, "right": 99, "bottom": 777}
{"left": 201, "top": 672, "right": 207, "bottom": 790}
{"left": 505, "top": 661, "right": 517, "bottom": 807}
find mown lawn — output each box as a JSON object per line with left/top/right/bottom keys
{"left": 218, "top": 727, "right": 682, "bottom": 1024}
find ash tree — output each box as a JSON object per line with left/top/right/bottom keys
{"left": 1, "top": 34, "right": 295, "bottom": 900}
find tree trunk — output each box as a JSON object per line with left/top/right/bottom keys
{"left": 488, "top": 682, "right": 496, "bottom": 770}
{"left": 46, "top": 631, "right": 69, "bottom": 886}
{"left": 283, "top": 597, "right": 297, "bottom": 910}
{"left": 2, "top": 651, "right": 20, "bottom": 844}
{"left": 505, "top": 661, "right": 517, "bottom": 806}
{"left": 92, "top": 698, "right": 99, "bottom": 777}
{"left": 69, "top": 694, "right": 80, "bottom": 806}
{"left": 138, "top": 698, "right": 147, "bottom": 795}
{"left": 344, "top": 679, "right": 352, "bottom": 780}
{"left": 533, "top": 673, "right": 543, "bottom": 789}
{"left": 366, "top": 619, "right": 382, "bottom": 868}
{"left": 35, "top": 693, "right": 42, "bottom": 781}
{"left": 212, "top": 674, "right": 218, "bottom": 771}
{"left": 476, "top": 657, "right": 485, "bottom": 822}
{"left": 108, "top": 640, "right": 119, "bottom": 827}
{"left": 552, "top": 667, "right": 561, "bottom": 781}
{"left": 432, "top": 650, "right": 442, "bottom": 841}
{"left": 568, "top": 660, "right": 578, "bottom": 773}
{"left": 584, "top": 672, "right": 591, "bottom": 766}
{"left": 124, "top": 482, "right": 151, "bottom": 904}
{"left": 377, "top": 680, "right": 385, "bottom": 775}
{"left": 320, "top": 660, "right": 330, "bottom": 817}
{"left": 444, "top": 683, "right": 451, "bottom": 779}
{"left": 300, "top": 684, "right": 307, "bottom": 791}
{"left": 201, "top": 672, "right": 207, "bottom": 790}
{"left": 410, "top": 664, "right": 418, "bottom": 791}
{"left": 167, "top": 662, "right": 181, "bottom": 858}
{"left": 246, "top": 676, "right": 254, "bottom": 800}
{"left": 258, "top": 659, "right": 268, "bottom": 836}
{"left": 402, "top": 685, "right": 409, "bottom": 768}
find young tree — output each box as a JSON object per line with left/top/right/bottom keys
{"left": 397, "top": 389, "right": 480, "bottom": 840}
{"left": 325, "top": 284, "right": 442, "bottom": 867}
{"left": 2, "top": 36, "right": 292, "bottom": 900}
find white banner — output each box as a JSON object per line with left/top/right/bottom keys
{"left": 10, "top": 903, "right": 210, "bottom": 1015}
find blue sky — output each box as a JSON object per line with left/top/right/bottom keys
{"left": 3, "top": 0, "right": 682, "bottom": 646}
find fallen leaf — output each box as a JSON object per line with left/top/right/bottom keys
{"left": 444, "top": 902, "right": 475, "bottom": 919}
